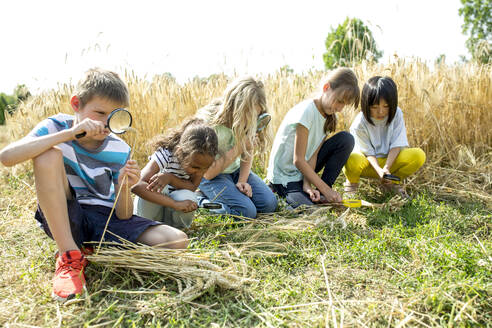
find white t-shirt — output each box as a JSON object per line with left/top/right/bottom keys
{"left": 350, "top": 107, "right": 409, "bottom": 158}
{"left": 267, "top": 100, "right": 327, "bottom": 186}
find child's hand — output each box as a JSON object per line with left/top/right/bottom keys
{"left": 71, "top": 118, "right": 108, "bottom": 139}
{"left": 147, "top": 172, "right": 171, "bottom": 193}
{"left": 303, "top": 185, "right": 321, "bottom": 202}
{"left": 379, "top": 166, "right": 392, "bottom": 183}
{"left": 118, "top": 160, "right": 140, "bottom": 188}
{"left": 236, "top": 182, "right": 252, "bottom": 197}
{"left": 174, "top": 200, "right": 198, "bottom": 213}
{"left": 322, "top": 188, "right": 342, "bottom": 203}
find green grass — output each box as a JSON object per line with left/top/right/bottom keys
{"left": 0, "top": 171, "right": 490, "bottom": 327}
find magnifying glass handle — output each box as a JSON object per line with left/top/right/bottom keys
{"left": 75, "top": 124, "right": 110, "bottom": 139}
{"left": 75, "top": 132, "right": 86, "bottom": 139}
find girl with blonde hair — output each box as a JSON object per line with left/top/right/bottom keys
{"left": 196, "top": 76, "right": 277, "bottom": 218}
{"left": 267, "top": 68, "right": 360, "bottom": 208}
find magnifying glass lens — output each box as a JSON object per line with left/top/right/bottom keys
{"left": 256, "top": 113, "right": 271, "bottom": 132}
{"left": 108, "top": 109, "right": 132, "bottom": 134}
{"left": 75, "top": 108, "right": 133, "bottom": 139}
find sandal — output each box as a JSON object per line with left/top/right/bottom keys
{"left": 343, "top": 181, "right": 359, "bottom": 193}
{"left": 392, "top": 184, "right": 409, "bottom": 199}
{"left": 343, "top": 181, "right": 359, "bottom": 198}
{"left": 380, "top": 183, "right": 409, "bottom": 199}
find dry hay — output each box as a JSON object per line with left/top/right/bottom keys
{"left": 86, "top": 238, "right": 257, "bottom": 302}
{"left": 412, "top": 145, "right": 492, "bottom": 207}
{"left": 197, "top": 197, "right": 409, "bottom": 240}
{"left": 262, "top": 196, "right": 407, "bottom": 231}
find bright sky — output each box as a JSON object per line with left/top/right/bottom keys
{"left": 1, "top": 0, "right": 468, "bottom": 94}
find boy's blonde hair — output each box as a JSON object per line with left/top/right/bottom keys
{"left": 74, "top": 68, "right": 129, "bottom": 108}
{"left": 196, "top": 76, "right": 270, "bottom": 155}
{"left": 318, "top": 67, "right": 360, "bottom": 132}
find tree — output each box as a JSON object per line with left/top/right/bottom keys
{"left": 0, "top": 85, "right": 31, "bottom": 125}
{"left": 0, "top": 93, "right": 15, "bottom": 125}
{"left": 14, "top": 84, "right": 31, "bottom": 102}
{"left": 323, "top": 17, "right": 382, "bottom": 69}
{"left": 459, "top": 0, "right": 491, "bottom": 63}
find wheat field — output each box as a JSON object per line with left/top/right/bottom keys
{"left": 3, "top": 59, "right": 491, "bottom": 198}
{"left": 0, "top": 60, "right": 491, "bottom": 326}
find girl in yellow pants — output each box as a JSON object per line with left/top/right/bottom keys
{"left": 343, "top": 76, "right": 425, "bottom": 197}
{"left": 343, "top": 148, "right": 426, "bottom": 196}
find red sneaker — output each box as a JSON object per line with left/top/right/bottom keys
{"left": 52, "top": 250, "right": 87, "bottom": 301}
{"left": 81, "top": 246, "right": 94, "bottom": 257}
{"left": 54, "top": 246, "right": 93, "bottom": 264}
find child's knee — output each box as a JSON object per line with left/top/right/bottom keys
{"left": 414, "top": 148, "right": 426, "bottom": 167}
{"left": 345, "top": 152, "right": 366, "bottom": 172}
{"left": 261, "top": 194, "right": 278, "bottom": 213}
{"left": 141, "top": 225, "right": 189, "bottom": 249}
{"left": 336, "top": 131, "right": 355, "bottom": 150}
{"left": 169, "top": 189, "right": 198, "bottom": 203}
{"left": 401, "top": 148, "right": 426, "bottom": 169}
{"left": 231, "top": 202, "right": 257, "bottom": 219}
{"left": 33, "top": 147, "right": 63, "bottom": 170}
{"left": 172, "top": 229, "right": 189, "bottom": 249}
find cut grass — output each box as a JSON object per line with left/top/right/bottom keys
{"left": 0, "top": 170, "right": 490, "bottom": 327}
{"left": 0, "top": 62, "right": 490, "bottom": 326}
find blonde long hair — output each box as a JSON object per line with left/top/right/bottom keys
{"left": 196, "top": 76, "right": 271, "bottom": 155}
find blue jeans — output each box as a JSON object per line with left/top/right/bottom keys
{"left": 199, "top": 169, "right": 278, "bottom": 218}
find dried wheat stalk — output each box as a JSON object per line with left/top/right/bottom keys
{"left": 87, "top": 241, "right": 255, "bottom": 301}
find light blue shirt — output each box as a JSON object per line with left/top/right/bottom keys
{"left": 350, "top": 107, "right": 409, "bottom": 158}
{"left": 214, "top": 125, "right": 240, "bottom": 174}
{"left": 267, "top": 100, "right": 327, "bottom": 186}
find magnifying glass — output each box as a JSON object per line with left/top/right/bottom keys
{"left": 75, "top": 108, "right": 133, "bottom": 138}
{"left": 341, "top": 199, "right": 362, "bottom": 208}
{"left": 330, "top": 199, "right": 362, "bottom": 208}
{"left": 383, "top": 174, "right": 401, "bottom": 182}
{"left": 256, "top": 113, "right": 271, "bottom": 133}
{"left": 200, "top": 202, "right": 222, "bottom": 210}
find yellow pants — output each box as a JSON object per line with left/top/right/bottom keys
{"left": 343, "top": 148, "right": 426, "bottom": 183}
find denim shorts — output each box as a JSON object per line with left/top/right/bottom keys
{"left": 35, "top": 192, "right": 161, "bottom": 247}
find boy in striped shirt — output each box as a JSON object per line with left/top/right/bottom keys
{"left": 0, "top": 68, "right": 188, "bottom": 301}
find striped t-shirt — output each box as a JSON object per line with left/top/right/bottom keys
{"left": 28, "top": 113, "right": 131, "bottom": 208}
{"left": 151, "top": 147, "right": 190, "bottom": 191}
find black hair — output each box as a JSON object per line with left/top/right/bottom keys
{"left": 152, "top": 118, "right": 218, "bottom": 164}
{"left": 361, "top": 76, "right": 398, "bottom": 125}
{"left": 320, "top": 68, "right": 360, "bottom": 133}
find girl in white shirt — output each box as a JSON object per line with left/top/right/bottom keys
{"left": 343, "top": 76, "right": 426, "bottom": 198}
{"left": 267, "top": 68, "right": 360, "bottom": 208}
